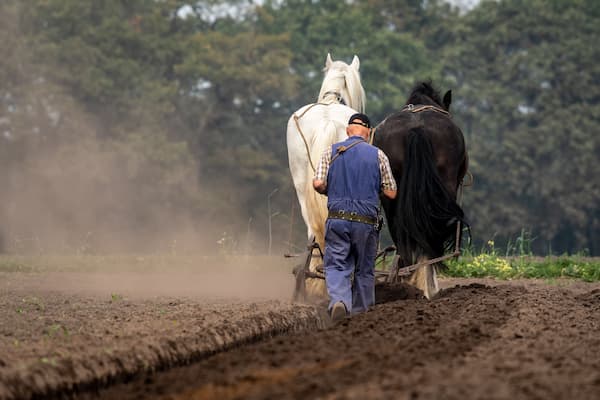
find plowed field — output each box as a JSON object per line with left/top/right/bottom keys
{"left": 1, "top": 270, "right": 599, "bottom": 400}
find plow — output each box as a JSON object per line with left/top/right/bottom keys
{"left": 288, "top": 183, "right": 470, "bottom": 303}
{"left": 288, "top": 238, "right": 435, "bottom": 302}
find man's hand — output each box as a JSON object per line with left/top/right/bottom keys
{"left": 313, "top": 179, "right": 327, "bottom": 194}
{"left": 382, "top": 189, "right": 397, "bottom": 199}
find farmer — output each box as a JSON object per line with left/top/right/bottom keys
{"left": 313, "top": 113, "right": 397, "bottom": 322}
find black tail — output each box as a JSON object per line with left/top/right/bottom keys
{"left": 396, "top": 127, "right": 465, "bottom": 266}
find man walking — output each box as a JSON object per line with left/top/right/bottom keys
{"left": 313, "top": 113, "right": 397, "bottom": 322}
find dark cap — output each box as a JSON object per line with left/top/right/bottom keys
{"left": 348, "top": 113, "right": 371, "bottom": 128}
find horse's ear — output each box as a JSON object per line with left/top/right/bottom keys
{"left": 351, "top": 55, "right": 360, "bottom": 71}
{"left": 443, "top": 90, "right": 452, "bottom": 110}
{"left": 325, "top": 53, "right": 333, "bottom": 69}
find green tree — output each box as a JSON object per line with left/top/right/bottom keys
{"left": 256, "top": 0, "right": 441, "bottom": 122}
{"left": 0, "top": 0, "right": 204, "bottom": 252}
{"left": 440, "top": 0, "right": 600, "bottom": 254}
{"left": 21, "top": 0, "right": 191, "bottom": 131}
{"left": 173, "top": 10, "right": 298, "bottom": 232}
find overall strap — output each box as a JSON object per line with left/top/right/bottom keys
{"left": 330, "top": 138, "right": 366, "bottom": 164}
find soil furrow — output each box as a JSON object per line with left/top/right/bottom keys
{"left": 94, "top": 284, "right": 528, "bottom": 400}
{"left": 3, "top": 277, "right": 599, "bottom": 400}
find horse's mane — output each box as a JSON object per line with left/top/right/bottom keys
{"left": 318, "top": 61, "right": 366, "bottom": 113}
{"left": 406, "top": 81, "right": 443, "bottom": 107}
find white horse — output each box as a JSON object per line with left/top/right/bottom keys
{"left": 286, "top": 53, "right": 366, "bottom": 299}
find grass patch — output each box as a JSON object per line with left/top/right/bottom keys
{"left": 444, "top": 240, "right": 600, "bottom": 282}
{"left": 445, "top": 255, "right": 600, "bottom": 282}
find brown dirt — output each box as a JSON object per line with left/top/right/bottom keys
{"left": 0, "top": 269, "right": 324, "bottom": 400}
{"left": 94, "top": 279, "right": 600, "bottom": 400}
{"left": 2, "top": 274, "right": 600, "bottom": 400}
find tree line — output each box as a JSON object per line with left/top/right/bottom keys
{"left": 0, "top": 0, "right": 597, "bottom": 255}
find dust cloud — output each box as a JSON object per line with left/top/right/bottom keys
{"left": 0, "top": 93, "right": 297, "bottom": 299}
{"left": 2, "top": 260, "right": 297, "bottom": 301}
{"left": 0, "top": 4, "right": 245, "bottom": 256}
{"left": 0, "top": 3, "right": 298, "bottom": 301}
{"left": 0, "top": 89, "right": 221, "bottom": 254}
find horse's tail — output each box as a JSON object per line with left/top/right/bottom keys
{"left": 304, "top": 119, "right": 342, "bottom": 251}
{"left": 396, "top": 127, "right": 465, "bottom": 266}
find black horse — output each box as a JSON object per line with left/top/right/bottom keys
{"left": 373, "top": 82, "right": 468, "bottom": 298}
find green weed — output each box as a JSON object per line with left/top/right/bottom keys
{"left": 446, "top": 239, "right": 600, "bottom": 282}
{"left": 45, "top": 324, "right": 69, "bottom": 338}
{"left": 110, "top": 293, "right": 123, "bottom": 302}
{"left": 40, "top": 357, "right": 58, "bottom": 366}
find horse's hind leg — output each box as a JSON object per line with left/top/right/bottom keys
{"left": 425, "top": 265, "right": 440, "bottom": 299}
{"left": 408, "top": 257, "right": 439, "bottom": 300}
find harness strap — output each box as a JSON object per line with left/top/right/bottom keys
{"left": 402, "top": 104, "right": 451, "bottom": 117}
{"left": 368, "top": 127, "right": 376, "bottom": 145}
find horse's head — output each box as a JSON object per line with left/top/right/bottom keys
{"left": 317, "top": 53, "right": 366, "bottom": 113}
{"left": 406, "top": 81, "right": 452, "bottom": 111}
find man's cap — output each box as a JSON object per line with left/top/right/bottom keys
{"left": 348, "top": 113, "right": 371, "bottom": 128}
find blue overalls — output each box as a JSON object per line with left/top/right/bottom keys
{"left": 324, "top": 135, "right": 381, "bottom": 314}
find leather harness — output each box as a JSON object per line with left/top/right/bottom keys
{"left": 401, "top": 103, "right": 451, "bottom": 117}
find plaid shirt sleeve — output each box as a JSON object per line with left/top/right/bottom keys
{"left": 314, "top": 146, "right": 332, "bottom": 182}
{"left": 378, "top": 149, "right": 397, "bottom": 191}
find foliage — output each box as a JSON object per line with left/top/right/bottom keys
{"left": 438, "top": 0, "right": 600, "bottom": 254}
{"left": 257, "top": 0, "right": 439, "bottom": 121}
{"left": 446, "top": 240, "right": 600, "bottom": 281}
{"left": 21, "top": 0, "right": 186, "bottom": 124}
{"left": 0, "top": 0, "right": 597, "bottom": 255}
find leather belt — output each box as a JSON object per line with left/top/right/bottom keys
{"left": 328, "top": 210, "right": 378, "bottom": 226}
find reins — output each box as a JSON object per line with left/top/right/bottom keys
{"left": 292, "top": 91, "right": 347, "bottom": 172}
{"left": 292, "top": 103, "right": 323, "bottom": 172}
